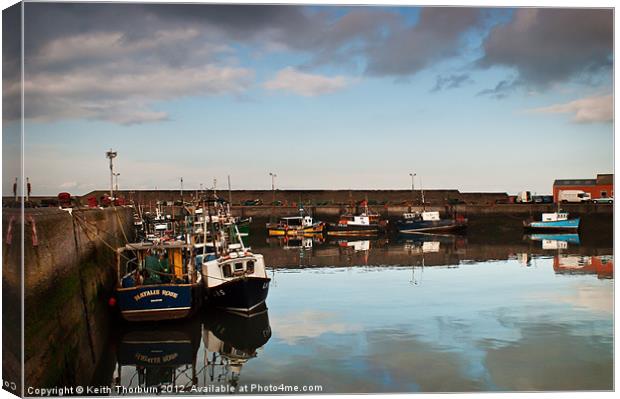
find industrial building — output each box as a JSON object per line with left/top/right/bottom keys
{"left": 553, "top": 174, "right": 614, "bottom": 202}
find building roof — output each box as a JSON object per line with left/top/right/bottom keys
{"left": 596, "top": 174, "right": 613, "bottom": 185}
{"left": 554, "top": 174, "right": 614, "bottom": 187}
{"left": 553, "top": 179, "right": 596, "bottom": 186}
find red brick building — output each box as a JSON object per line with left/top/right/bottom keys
{"left": 553, "top": 173, "right": 614, "bottom": 202}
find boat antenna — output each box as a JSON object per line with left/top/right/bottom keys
{"left": 420, "top": 175, "right": 426, "bottom": 211}
{"left": 207, "top": 198, "right": 219, "bottom": 257}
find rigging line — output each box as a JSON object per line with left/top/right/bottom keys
{"left": 113, "top": 206, "right": 130, "bottom": 244}
{"left": 72, "top": 213, "right": 133, "bottom": 262}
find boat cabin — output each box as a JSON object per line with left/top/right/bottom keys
{"left": 118, "top": 242, "right": 197, "bottom": 288}
{"left": 339, "top": 214, "right": 371, "bottom": 226}
{"left": 204, "top": 252, "right": 268, "bottom": 288}
{"left": 542, "top": 212, "right": 569, "bottom": 222}
{"left": 403, "top": 211, "right": 440, "bottom": 222}
{"left": 279, "top": 216, "right": 314, "bottom": 228}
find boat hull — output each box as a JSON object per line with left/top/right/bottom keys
{"left": 207, "top": 277, "right": 271, "bottom": 314}
{"left": 268, "top": 223, "right": 325, "bottom": 236}
{"left": 116, "top": 283, "right": 203, "bottom": 322}
{"left": 326, "top": 224, "right": 379, "bottom": 237}
{"left": 396, "top": 219, "right": 467, "bottom": 234}
{"left": 524, "top": 217, "right": 580, "bottom": 232}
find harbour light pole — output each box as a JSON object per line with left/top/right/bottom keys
{"left": 105, "top": 149, "right": 117, "bottom": 199}
{"left": 409, "top": 173, "right": 416, "bottom": 205}
{"left": 180, "top": 177, "right": 184, "bottom": 202}
{"left": 269, "top": 172, "right": 277, "bottom": 205}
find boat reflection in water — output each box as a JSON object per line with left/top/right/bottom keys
{"left": 553, "top": 254, "right": 614, "bottom": 279}
{"left": 202, "top": 308, "right": 272, "bottom": 388}
{"left": 527, "top": 233, "right": 581, "bottom": 249}
{"left": 114, "top": 317, "right": 202, "bottom": 391}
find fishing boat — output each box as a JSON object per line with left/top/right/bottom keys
{"left": 202, "top": 307, "right": 271, "bottom": 388}
{"left": 396, "top": 211, "right": 467, "bottom": 234}
{"left": 523, "top": 211, "right": 580, "bottom": 232}
{"left": 201, "top": 225, "right": 271, "bottom": 314}
{"left": 326, "top": 200, "right": 383, "bottom": 237}
{"left": 266, "top": 208, "right": 325, "bottom": 236}
{"left": 114, "top": 241, "right": 203, "bottom": 322}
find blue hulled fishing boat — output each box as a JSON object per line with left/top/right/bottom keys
{"left": 523, "top": 212, "right": 580, "bottom": 232}
{"left": 114, "top": 241, "right": 203, "bottom": 322}
{"left": 396, "top": 211, "right": 467, "bottom": 234}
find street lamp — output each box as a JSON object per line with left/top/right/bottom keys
{"left": 269, "top": 172, "right": 277, "bottom": 204}
{"left": 409, "top": 173, "right": 416, "bottom": 205}
{"left": 105, "top": 149, "right": 117, "bottom": 199}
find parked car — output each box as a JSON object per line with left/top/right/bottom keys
{"left": 242, "top": 199, "right": 263, "bottom": 206}
{"left": 592, "top": 197, "right": 613, "bottom": 204}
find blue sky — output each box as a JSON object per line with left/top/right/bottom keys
{"left": 2, "top": 3, "right": 613, "bottom": 195}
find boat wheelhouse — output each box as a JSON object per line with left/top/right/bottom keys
{"left": 114, "top": 241, "right": 203, "bottom": 322}
{"left": 327, "top": 200, "right": 383, "bottom": 237}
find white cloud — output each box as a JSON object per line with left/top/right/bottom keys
{"left": 12, "top": 29, "right": 253, "bottom": 125}
{"left": 270, "top": 310, "right": 361, "bottom": 345}
{"left": 528, "top": 94, "right": 613, "bottom": 124}
{"left": 263, "top": 67, "right": 349, "bottom": 96}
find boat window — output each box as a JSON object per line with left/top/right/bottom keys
{"left": 222, "top": 264, "right": 232, "bottom": 278}
{"left": 234, "top": 262, "right": 244, "bottom": 271}
{"left": 247, "top": 260, "right": 255, "bottom": 273}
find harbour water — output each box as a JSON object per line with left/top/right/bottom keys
{"left": 81, "top": 230, "right": 614, "bottom": 393}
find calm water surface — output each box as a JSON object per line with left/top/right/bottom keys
{"left": 108, "top": 234, "right": 613, "bottom": 393}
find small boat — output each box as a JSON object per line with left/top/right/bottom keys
{"left": 201, "top": 226, "right": 271, "bottom": 314}
{"left": 266, "top": 208, "right": 325, "bottom": 236}
{"left": 523, "top": 212, "right": 580, "bottom": 232}
{"left": 114, "top": 241, "right": 203, "bottom": 322}
{"left": 327, "top": 201, "right": 383, "bottom": 237}
{"left": 396, "top": 211, "right": 467, "bottom": 234}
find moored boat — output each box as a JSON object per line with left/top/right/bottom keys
{"left": 201, "top": 224, "right": 270, "bottom": 314}
{"left": 114, "top": 241, "right": 203, "bottom": 322}
{"left": 327, "top": 200, "right": 384, "bottom": 237}
{"left": 523, "top": 212, "right": 580, "bottom": 232}
{"left": 266, "top": 208, "right": 325, "bottom": 236}
{"left": 396, "top": 211, "right": 467, "bottom": 234}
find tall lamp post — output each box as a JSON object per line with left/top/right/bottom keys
{"left": 409, "top": 172, "right": 416, "bottom": 205}
{"left": 269, "top": 172, "right": 277, "bottom": 205}
{"left": 105, "top": 149, "right": 117, "bottom": 199}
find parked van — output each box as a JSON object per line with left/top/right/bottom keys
{"left": 515, "top": 191, "right": 532, "bottom": 203}
{"left": 558, "top": 190, "right": 591, "bottom": 203}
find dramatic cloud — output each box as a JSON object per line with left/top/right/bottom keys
{"left": 13, "top": 22, "right": 253, "bottom": 124}
{"left": 431, "top": 74, "right": 473, "bottom": 92}
{"left": 528, "top": 94, "right": 613, "bottom": 124}
{"left": 6, "top": 4, "right": 613, "bottom": 124}
{"left": 365, "top": 8, "right": 483, "bottom": 76}
{"left": 263, "top": 67, "right": 349, "bottom": 96}
{"left": 479, "top": 8, "right": 613, "bottom": 88}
